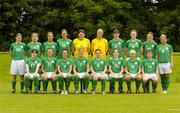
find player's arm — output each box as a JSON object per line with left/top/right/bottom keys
{"left": 57, "top": 65, "right": 62, "bottom": 74}
{"left": 137, "top": 67, "right": 141, "bottom": 75}
{"left": 72, "top": 40, "right": 75, "bottom": 56}
{"left": 26, "top": 64, "right": 30, "bottom": 74}
{"left": 86, "top": 64, "right": 90, "bottom": 75}
{"left": 87, "top": 40, "right": 91, "bottom": 54}
{"left": 105, "top": 40, "right": 108, "bottom": 55}
{"left": 125, "top": 67, "right": 130, "bottom": 75}
{"left": 73, "top": 65, "right": 77, "bottom": 75}
{"left": 91, "top": 40, "right": 94, "bottom": 56}
{"left": 170, "top": 52, "right": 173, "bottom": 69}
{"left": 109, "top": 66, "right": 114, "bottom": 75}
{"left": 68, "top": 65, "right": 72, "bottom": 75}
{"left": 103, "top": 65, "right": 107, "bottom": 74}
{"left": 41, "top": 64, "right": 46, "bottom": 74}
{"left": 120, "top": 66, "right": 124, "bottom": 74}
{"left": 35, "top": 63, "right": 41, "bottom": 75}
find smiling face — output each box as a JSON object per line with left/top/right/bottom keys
{"left": 62, "top": 50, "right": 68, "bottom": 59}
{"left": 79, "top": 48, "right": 84, "bottom": 58}
{"left": 147, "top": 33, "right": 153, "bottom": 42}
{"left": 130, "top": 50, "right": 136, "bottom": 60}
{"left": 47, "top": 48, "right": 53, "bottom": 57}
{"left": 160, "top": 35, "right": 167, "bottom": 45}
{"left": 47, "top": 32, "right": 53, "bottom": 42}
{"left": 130, "top": 30, "right": 137, "bottom": 39}
{"left": 147, "top": 51, "right": 152, "bottom": 60}
{"left": 31, "top": 33, "right": 38, "bottom": 42}
{"left": 95, "top": 49, "right": 101, "bottom": 59}
{"left": 97, "top": 29, "right": 103, "bottom": 38}
{"left": 113, "top": 49, "right": 119, "bottom": 58}
{"left": 113, "top": 32, "right": 120, "bottom": 39}
{"left": 31, "top": 50, "right": 37, "bottom": 59}
{"left": 16, "top": 35, "right": 22, "bottom": 43}
{"left": 61, "top": 30, "right": 68, "bottom": 39}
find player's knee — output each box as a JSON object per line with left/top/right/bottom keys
{"left": 125, "top": 74, "right": 131, "bottom": 80}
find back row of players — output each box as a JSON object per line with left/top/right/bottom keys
{"left": 10, "top": 29, "right": 173, "bottom": 94}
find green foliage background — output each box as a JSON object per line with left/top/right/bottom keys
{"left": 0, "top": 0, "right": 179, "bottom": 51}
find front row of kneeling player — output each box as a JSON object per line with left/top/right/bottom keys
{"left": 24, "top": 48, "right": 158, "bottom": 94}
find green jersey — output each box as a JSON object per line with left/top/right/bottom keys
{"left": 74, "top": 58, "right": 89, "bottom": 73}
{"left": 42, "top": 42, "right": 57, "bottom": 57}
{"left": 156, "top": 44, "right": 173, "bottom": 63}
{"left": 109, "top": 38, "right": 124, "bottom": 58}
{"left": 57, "top": 39, "right": 72, "bottom": 59}
{"left": 10, "top": 42, "right": 26, "bottom": 60}
{"left": 57, "top": 59, "right": 72, "bottom": 73}
{"left": 108, "top": 58, "right": 124, "bottom": 73}
{"left": 42, "top": 57, "right": 57, "bottom": 72}
{"left": 142, "top": 58, "right": 158, "bottom": 74}
{"left": 143, "top": 41, "right": 157, "bottom": 59}
{"left": 125, "top": 39, "right": 142, "bottom": 58}
{"left": 126, "top": 59, "right": 140, "bottom": 74}
{"left": 90, "top": 58, "right": 106, "bottom": 73}
{"left": 25, "top": 57, "right": 41, "bottom": 73}
{"left": 27, "top": 42, "right": 42, "bottom": 58}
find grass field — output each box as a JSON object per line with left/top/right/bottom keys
{"left": 0, "top": 53, "right": 180, "bottom": 113}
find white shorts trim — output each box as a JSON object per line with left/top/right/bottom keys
{"left": 77, "top": 73, "right": 85, "bottom": 79}
{"left": 46, "top": 72, "right": 53, "bottom": 79}
{"left": 158, "top": 63, "right": 172, "bottom": 74}
{"left": 110, "top": 73, "right": 123, "bottom": 78}
{"left": 143, "top": 73, "right": 158, "bottom": 81}
{"left": 27, "top": 73, "right": 40, "bottom": 80}
{"left": 126, "top": 57, "right": 140, "bottom": 61}
{"left": 94, "top": 73, "right": 107, "bottom": 78}
{"left": 130, "top": 73, "right": 137, "bottom": 79}
{"left": 10, "top": 60, "right": 25, "bottom": 75}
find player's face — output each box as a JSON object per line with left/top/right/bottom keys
{"left": 79, "top": 49, "right": 84, "bottom": 57}
{"left": 47, "top": 49, "right": 53, "bottom": 57}
{"left": 147, "top": 52, "right": 152, "bottom": 59}
{"left": 97, "top": 32, "right": 103, "bottom": 38}
{"left": 160, "top": 37, "right": 167, "bottom": 44}
{"left": 113, "top": 32, "right": 119, "bottom": 38}
{"left": 48, "top": 33, "right": 53, "bottom": 41}
{"left": 31, "top": 51, "right": 37, "bottom": 58}
{"left": 32, "top": 34, "right": 38, "bottom": 42}
{"left": 78, "top": 32, "right": 85, "bottom": 39}
{"left": 147, "top": 34, "right": 153, "bottom": 41}
{"left": 95, "top": 50, "right": 101, "bottom": 58}
{"left": 113, "top": 50, "right": 119, "bottom": 58}
{"left": 130, "top": 31, "right": 137, "bottom": 39}
{"left": 16, "top": 35, "right": 22, "bottom": 42}
{"left": 61, "top": 31, "right": 68, "bottom": 38}
{"left": 62, "top": 50, "right": 67, "bottom": 58}
{"left": 130, "top": 52, "right": 136, "bottom": 59}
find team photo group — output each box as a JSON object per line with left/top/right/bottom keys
{"left": 10, "top": 28, "right": 173, "bottom": 95}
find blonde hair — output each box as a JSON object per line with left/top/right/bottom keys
{"left": 129, "top": 50, "right": 136, "bottom": 55}
{"left": 97, "top": 29, "right": 103, "bottom": 34}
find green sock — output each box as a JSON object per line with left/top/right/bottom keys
{"left": 43, "top": 79, "right": 48, "bottom": 91}
{"left": 101, "top": 79, "right": 106, "bottom": 92}
{"left": 92, "top": 80, "right": 97, "bottom": 91}
{"left": 135, "top": 79, "right": 141, "bottom": 91}
{"left": 24, "top": 77, "right": 29, "bottom": 91}
{"left": 126, "top": 79, "right": 131, "bottom": 91}
{"left": 83, "top": 76, "right": 90, "bottom": 90}
{"left": 33, "top": 77, "right": 39, "bottom": 92}
{"left": 11, "top": 80, "right": 16, "bottom": 91}
{"left": 161, "top": 77, "right": 165, "bottom": 90}
{"left": 20, "top": 80, "right": 24, "bottom": 91}
{"left": 73, "top": 76, "right": 79, "bottom": 90}
{"left": 58, "top": 76, "right": 64, "bottom": 91}
{"left": 51, "top": 80, "right": 56, "bottom": 91}
{"left": 65, "top": 77, "right": 71, "bottom": 91}
{"left": 38, "top": 80, "right": 41, "bottom": 91}
{"left": 110, "top": 77, "right": 115, "bottom": 91}
{"left": 164, "top": 77, "right": 169, "bottom": 90}
{"left": 118, "top": 78, "right": 123, "bottom": 91}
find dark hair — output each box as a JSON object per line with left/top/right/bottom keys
{"left": 113, "top": 29, "right": 120, "bottom": 34}
{"left": 78, "top": 29, "right": 85, "bottom": 34}
{"left": 31, "top": 32, "right": 38, "bottom": 37}
{"left": 146, "top": 49, "right": 152, "bottom": 54}
{"left": 95, "top": 49, "right": 101, "bottom": 53}
{"left": 147, "top": 32, "right": 154, "bottom": 36}
{"left": 47, "top": 32, "right": 53, "bottom": 36}
{"left": 31, "top": 49, "right": 38, "bottom": 53}
{"left": 130, "top": 29, "right": 137, "bottom": 34}
{"left": 16, "top": 33, "right": 22, "bottom": 37}
{"left": 62, "top": 48, "right": 68, "bottom": 52}
{"left": 113, "top": 48, "right": 119, "bottom": 52}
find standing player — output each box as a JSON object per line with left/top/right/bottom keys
{"left": 125, "top": 50, "right": 141, "bottom": 93}
{"left": 72, "top": 29, "right": 90, "bottom": 58}
{"left": 10, "top": 33, "right": 26, "bottom": 93}
{"left": 57, "top": 29, "right": 72, "bottom": 59}
{"left": 108, "top": 49, "right": 124, "bottom": 94}
{"left": 26, "top": 32, "right": 42, "bottom": 58}
{"left": 57, "top": 49, "right": 73, "bottom": 94}
{"left": 73, "top": 48, "right": 90, "bottom": 94}
{"left": 26, "top": 32, "right": 42, "bottom": 92}
{"left": 24, "top": 49, "right": 41, "bottom": 94}
{"left": 109, "top": 29, "right": 125, "bottom": 60}
{"left": 91, "top": 29, "right": 108, "bottom": 59}
{"left": 42, "top": 32, "right": 57, "bottom": 57}
{"left": 142, "top": 50, "right": 158, "bottom": 93}
{"left": 156, "top": 34, "right": 173, "bottom": 94}
{"left": 143, "top": 32, "right": 157, "bottom": 59}
{"left": 41, "top": 48, "right": 57, "bottom": 94}
{"left": 91, "top": 49, "right": 107, "bottom": 94}
{"left": 125, "top": 29, "right": 143, "bottom": 61}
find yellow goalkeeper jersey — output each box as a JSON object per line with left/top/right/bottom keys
{"left": 72, "top": 38, "right": 90, "bottom": 58}
{"left": 91, "top": 38, "right": 108, "bottom": 59}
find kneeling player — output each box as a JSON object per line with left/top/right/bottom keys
{"left": 125, "top": 50, "right": 141, "bottom": 93}
{"left": 108, "top": 49, "right": 124, "bottom": 94}
{"left": 57, "top": 49, "right": 73, "bottom": 94}
{"left": 91, "top": 49, "right": 107, "bottom": 94}
{"left": 142, "top": 50, "right": 158, "bottom": 93}
{"left": 24, "top": 49, "right": 41, "bottom": 94}
{"left": 42, "top": 48, "right": 57, "bottom": 94}
{"left": 73, "top": 48, "right": 90, "bottom": 94}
